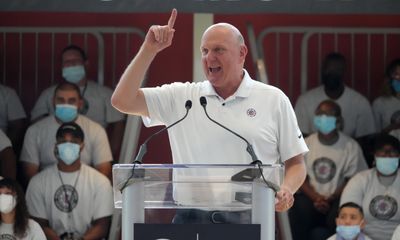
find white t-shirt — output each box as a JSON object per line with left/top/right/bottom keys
{"left": 0, "top": 84, "right": 26, "bottom": 132}
{"left": 0, "top": 219, "right": 46, "bottom": 240}
{"left": 392, "top": 225, "right": 400, "bottom": 240}
{"left": 305, "top": 132, "right": 367, "bottom": 197}
{"left": 142, "top": 69, "right": 308, "bottom": 166}
{"left": 327, "top": 233, "right": 372, "bottom": 240}
{"left": 340, "top": 169, "right": 400, "bottom": 240}
{"left": 30, "top": 81, "right": 125, "bottom": 127}
{"left": 372, "top": 96, "right": 400, "bottom": 131}
{"left": 31, "top": 81, "right": 125, "bottom": 127}
{"left": 25, "top": 164, "right": 113, "bottom": 237}
{"left": 0, "top": 129, "right": 12, "bottom": 152}
{"left": 20, "top": 115, "right": 112, "bottom": 169}
{"left": 295, "top": 86, "right": 376, "bottom": 138}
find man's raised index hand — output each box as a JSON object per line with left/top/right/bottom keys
{"left": 168, "top": 8, "right": 177, "bottom": 29}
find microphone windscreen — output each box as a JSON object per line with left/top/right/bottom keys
{"left": 185, "top": 100, "right": 192, "bottom": 109}
{"left": 200, "top": 96, "right": 207, "bottom": 106}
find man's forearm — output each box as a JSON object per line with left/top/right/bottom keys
{"left": 281, "top": 154, "right": 307, "bottom": 194}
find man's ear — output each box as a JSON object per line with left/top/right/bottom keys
{"left": 77, "top": 99, "right": 84, "bottom": 111}
{"left": 79, "top": 142, "right": 85, "bottom": 152}
{"left": 54, "top": 145, "right": 59, "bottom": 158}
{"left": 239, "top": 45, "right": 248, "bottom": 62}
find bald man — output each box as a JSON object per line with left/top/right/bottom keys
{"left": 111, "top": 9, "right": 308, "bottom": 217}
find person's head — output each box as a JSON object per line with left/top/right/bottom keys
{"left": 53, "top": 82, "right": 83, "bottom": 123}
{"left": 335, "top": 202, "right": 365, "bottom": 240}
{"left": 373, "top": 134, "right": 400, "bottom": 176}
{"left": 0, "top": 178, "right": 29, "bottom": 237}
{"left": 313, "top": 99, "right": 343, "bottom": 135}
{"left": 321, "top": 52, "right": 346, "bottom": 91}
{"left": 61, "top": 45, "right": 88, "bottom": 84}
{"left": 200, "top": 23, "right": 248, "bottom": 96}
{"left": 383, "top": 58, "right": 400, "bottom": 96}
{"left": 54, "top": 122, "right": 85, "bottom": 166}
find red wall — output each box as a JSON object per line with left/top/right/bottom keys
{"left": 1, "top": 12, "right": 400, "bottom": 164}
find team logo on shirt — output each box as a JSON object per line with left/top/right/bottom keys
{"left": 246, "top": 108, "right": 257, "bottom": 117}
{"left": 391, "top": 110, "right": 400, "bottom": 124}
{"left": 54, "top": 184, "right": 79, "bottom": 213}
{"left": 369, "top": 195, "right": 397, "bottom": 220}
{"left": 312, "top": 157, "right": 336, "bottom": 184}
{"left": 0, "top": 234, "right": 15, "bottom": 240}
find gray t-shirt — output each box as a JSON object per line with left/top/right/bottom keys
{"left": 0, "top": 84, "right": 26, "bottom": 132}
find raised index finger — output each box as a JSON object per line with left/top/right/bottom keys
{"left": 168, "top": 8, "right": 177, "bottom": 28}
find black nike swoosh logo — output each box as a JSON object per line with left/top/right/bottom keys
{"left": 298, "top": 134, "right": 302, "bottom": 139}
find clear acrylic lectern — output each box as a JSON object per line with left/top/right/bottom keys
{"left": 113, "top": 163, "right": 283, "bottom": 240}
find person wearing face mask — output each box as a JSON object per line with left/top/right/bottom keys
{"left": 0, "top": 178, "right": 46, "bottom": 239}
{"left": 327, "top": 202, "right": 371, "bottom": 240}
{"left": 20, "top": 82, "right": 112, "bottom": 187}
{"left": 295, "top": 52, "right": 375, "bottom": 138}
{"left": 30, "top": 44, "right": 126, "bottom": 166}
{"left": 340, "top": 134, "right": 400, "bottom": 240}
{"left": 25, "top": 122, "right": 113, "bottom": 240}
{"left": 289, "top": 100, "right": 367, "bottom": 240}
{"left": 372, "top": 59, "right": 400, "bottom": 133}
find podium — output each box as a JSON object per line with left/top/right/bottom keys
{"left": 113, "top": 163, "right": 283, "bottom": 240}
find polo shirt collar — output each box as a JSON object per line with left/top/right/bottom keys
{"left": 200, "top": 69, "right": 253, "bottom": 99}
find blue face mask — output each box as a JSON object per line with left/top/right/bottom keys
{"left": 57, "top": 142, "right": 81, "bottom": 165}
{"left": 62, "top": 65, "right": 85, "bottom": 83}
{"left": 336, "top": 225, "right": 361, "bottom": 240}
{"left": 55, "top": 104, "right": 78, "bottom": 123}
{"left": 375, "top": 157, "right": 399, "bottom": 176}
{"left": 313, "top": 115, "right": 337, "bottom": 134}
{"left": 391, "top": 79, "right": 400, "bottom": 93}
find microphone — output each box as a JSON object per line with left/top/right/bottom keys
{"left": 133, "top": 100, "right": 192, "bottom": 164}
{"left": 199, "top": 96, "right": 261, "bottom": 164}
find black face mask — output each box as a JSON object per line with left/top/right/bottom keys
{"left": 322, "top": 73, "right": 343, "bottom": 91}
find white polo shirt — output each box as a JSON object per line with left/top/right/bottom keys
{"left": 142, "top": 69, "right": 308, "bottom": 165}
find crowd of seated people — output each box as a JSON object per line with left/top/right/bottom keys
{"left": 0, "top": 43, "right": 399, "bottom": 239}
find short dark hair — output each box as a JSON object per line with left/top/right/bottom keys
{"left": 61, "top": 44, "right": 87, "bottom": 61}
{"left": 54, "top": 82, "right": 82, "bottom": 100}
{"left": 322, "top": 52, "right": 346, "bottom": 70}
{"left": 374, "top": 133, "right": 400, "bottom": 153}
{"left": 316, "top": 99, "right": 342, "bottom": 117}
{"left": 338, "top": 202, "right": 364, "bottom": 217}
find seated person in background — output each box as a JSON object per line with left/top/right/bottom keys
{"left": 290, "top": 100, "right": 367, "bottom": 240}
{"left": 327, "top": 202, "right": 371, "bottom": 240}
{"left": 0, "top": 83, "right": 27, "bottom": 155}
{"left": 0, "top": 178, "right": 46, "bottom": 239}
{"left": 372, "top": 58, "right": 400, "bottom": 133}
{"left": 0, "top": 129, "right": 16, "bottom": 179}
{"left": 340, "top": 134, "right": 400, "bottom": 240}
{"left": 25, "top": 122, "right": 113, "bottom": 240}
{"left": 30, "top": 44, "right": 126, "bottom": 160}
{"left": 20, "top": 82, "right": 112, "bottom": 184}
{"left": 295, "top": 52, "right": 375, "bottom": 138}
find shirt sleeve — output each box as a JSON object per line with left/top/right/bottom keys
{"left": 354, "top": 97, "right": 376, "bottom": 137}
{"left": 30, "top": 87, "right": 53, "bottom": 121}
{"left": 294, "top": 95, "right": 312, "bottom": 135}
{"left": 90, "top": 123, "right": 113, "bottom": 165}
{"left": 101, "top": 86, "right": 125, "bottom": 124}
{"left": 340, "top": 171, "right": 367, "bottom": 206}
{"left": 19, "top": 125, "right": 40, "bottom": 165}
{"left": 278, "top": 94, "right": 309, "bottom": 162}
{"left": 5, "top": 87, "right": 26, "bottom": 121}
{"left": 343, "top": 140, "right": 365, "bottom": 179}
{"left": 0, "top": 129, "right": 11, "bottom": 151}
{"left": 29, "top": 219, "right": 47, "bottom": 240}
{"left": 92, "top": 173, "right": 114, "bottom": 219}
{"left": 26, "top": 175, "right": 48, "bottom": 219}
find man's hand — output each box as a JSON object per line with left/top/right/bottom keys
{"left": 143, "top": 8, "right": 177, "bottom": 54}
{"left": 275, "top": 187, "right": 294, "bottom": 212}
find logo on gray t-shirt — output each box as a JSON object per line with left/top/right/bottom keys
{"left": 54, "top": 184, "right": 79, "bottom": 212}
{"left": 369, "top": 195, "right": 398, "bottom": 220}
{"left": 0, "top": 234, "right": 16, "bottom": 240}
{"left": 313, "top": 157, "right": 336, "bottom": 184}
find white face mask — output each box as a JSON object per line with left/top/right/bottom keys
{"left": 0, "top": 194, "right": 17, "bottom": 214}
